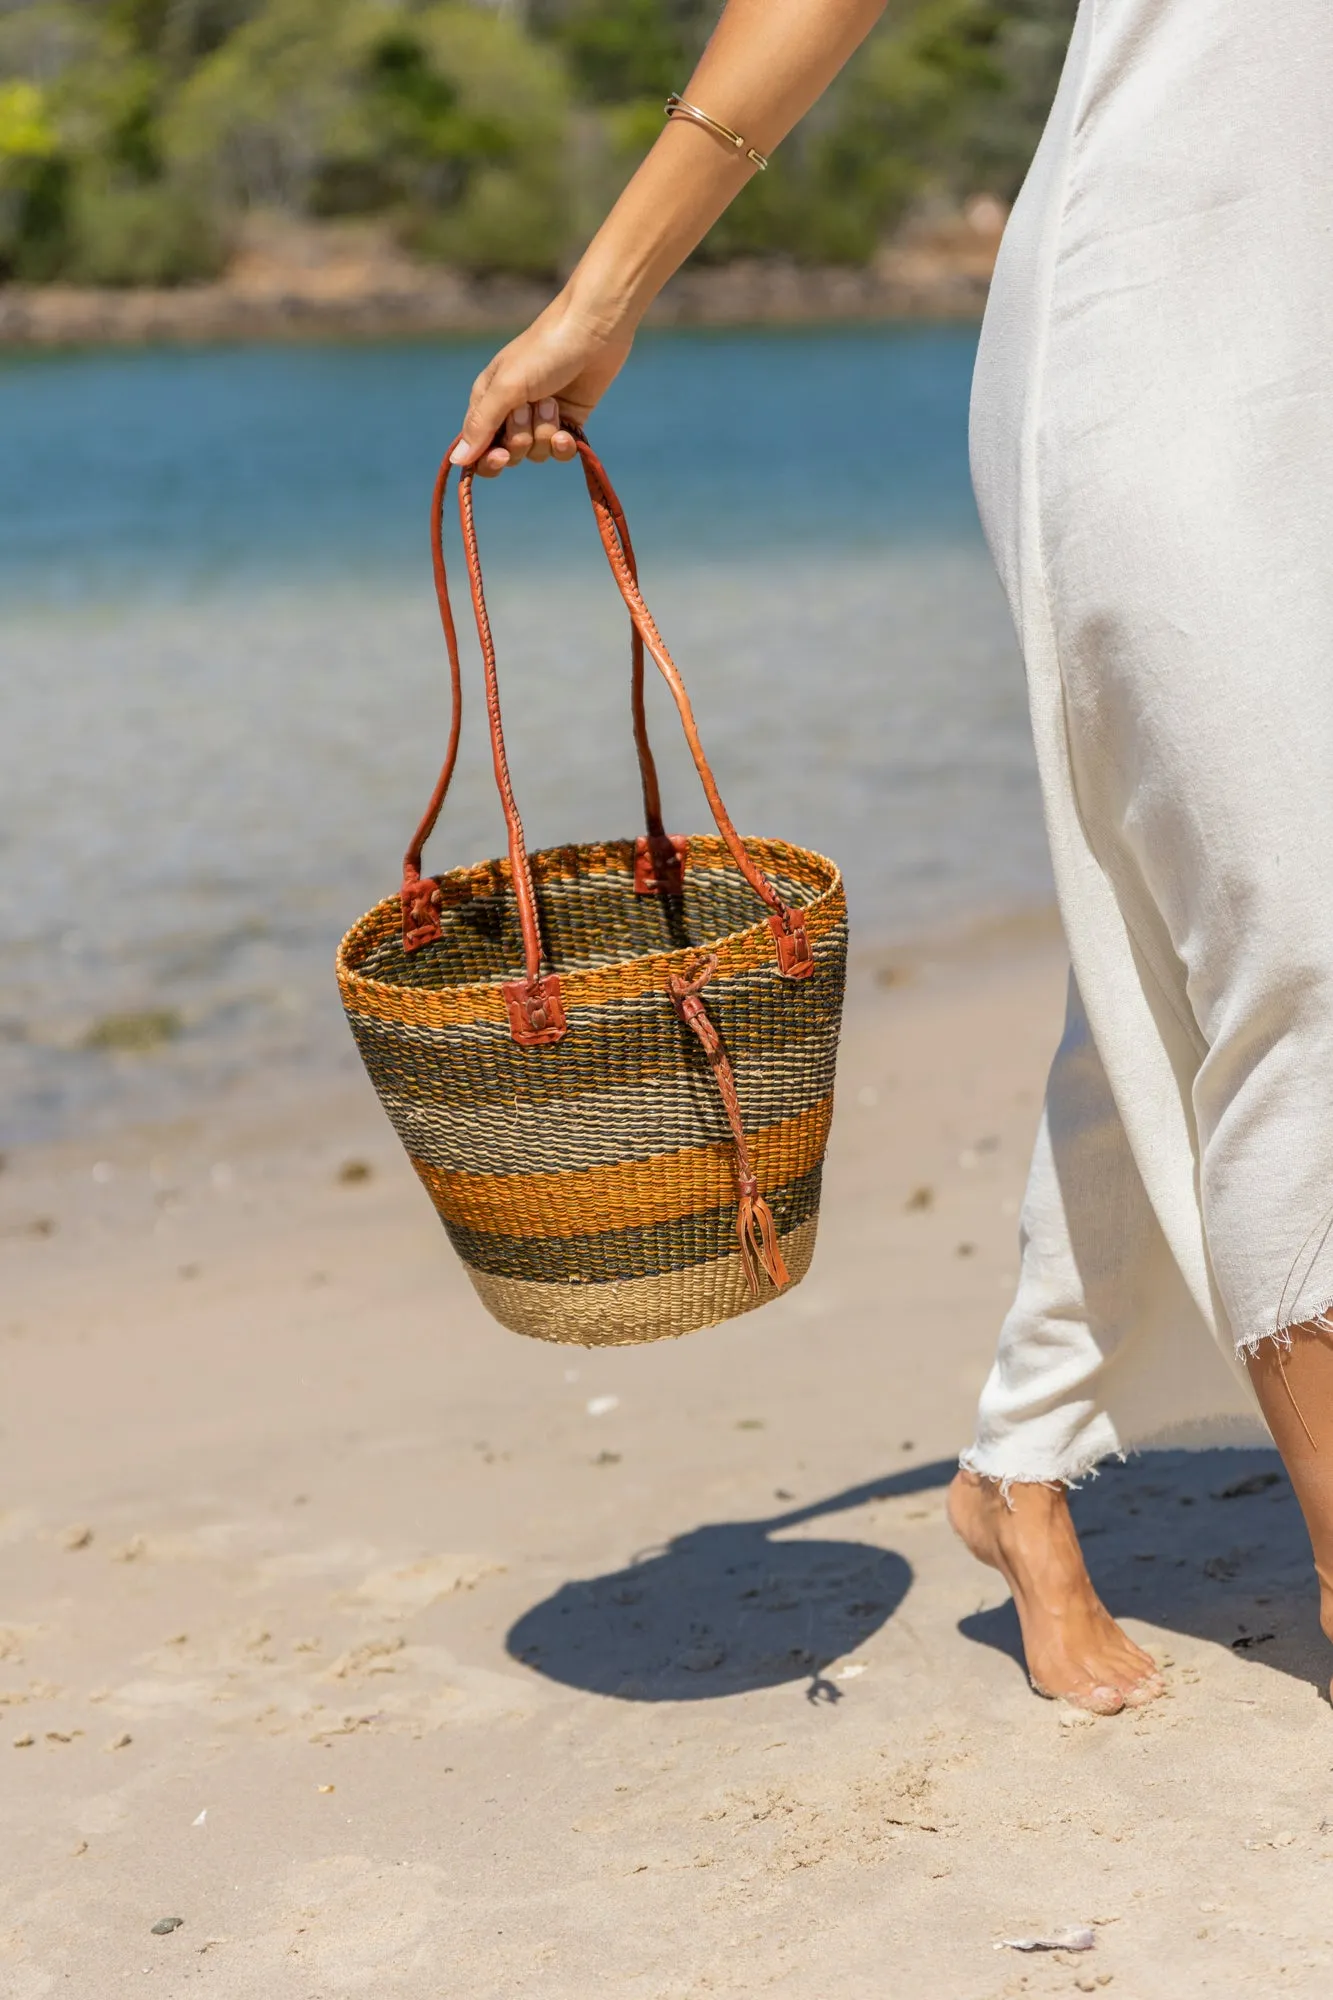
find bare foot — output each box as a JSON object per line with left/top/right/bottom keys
{"left": 948, "top": 1468, "right": 1165, "bottom": 1714}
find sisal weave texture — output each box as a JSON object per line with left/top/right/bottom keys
{"left": 339, "top": 835, "right": 846, "bottom": 1345}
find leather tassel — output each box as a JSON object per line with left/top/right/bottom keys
{"left": 669, "top": 956, "right": 792, "bottom": 1298}
{"left": 736, "top": 1187, "right": 791, "bottom": 1296}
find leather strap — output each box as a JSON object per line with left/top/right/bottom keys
{"left": 400, "top": 432, "right": 815, "bottom": 1046}
{"left": 575, "top": 440, "right": 812, "bottom": 971}
{"left": 667, "top": 954, "right": 791, "bottom": 1295}
{"left": 400, "top": 449, "right": 464, "bottom": 952}
{"left": 578, "top": 445, "right": 669, "bottom": 846}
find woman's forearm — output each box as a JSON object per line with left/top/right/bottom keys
{"left": 568, "top": 0, "right": 891, "bottom": 330}
{"left": 453, "top": 0, "right": 889, "bottom": 466}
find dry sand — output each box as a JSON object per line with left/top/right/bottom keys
{"left": 2, "top": 922, "right": 1330, "bottom": 1998}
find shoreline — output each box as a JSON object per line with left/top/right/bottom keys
{"left": 0, "top": 212, "right": 1000, "bottom": 351}
{"left": 3, "top": 900, "right": 1061, "bottom": 1165}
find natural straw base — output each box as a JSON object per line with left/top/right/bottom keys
{"left": 463, "top": 1215, "right": 819, "bottom": 1347}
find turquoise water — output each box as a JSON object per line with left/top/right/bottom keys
{"left": 0, "top": 326, "right": 1046, "bottom": 1143}
{"left": 2, "top": 325, "right": 986, "bottom": 600}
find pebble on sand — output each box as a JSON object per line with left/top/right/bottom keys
{"left": 338, "top": 1158, "right": 372, "bottom": 1183}
{"left": 12, "top": 1733, "right": 34, "bottom": 1748}
{"left": 58, "top": 1524, "right": 94, "bottom": 1551}
{"left": 150, "top": 1917, "right": 185, "bottom": 1935}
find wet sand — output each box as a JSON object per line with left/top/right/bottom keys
{"left": 2, "top": 923, "right": 1330, "bottom": 1998}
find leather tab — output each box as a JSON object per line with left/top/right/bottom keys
{"left": 634, "top": 833, "right": 687, "bottom": 896}
{"left": 401, "top": 874, "right": 443, "bottom": 953}
{"left": 769, "top": 911, "right": 815, "bottom": 980}
{"left": 503, "top": 974, "right": 567, "bottom": 1047}
{"left": 671, "top": 988, "right": 721, "bottom": 1055}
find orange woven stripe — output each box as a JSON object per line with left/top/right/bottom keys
{"left": 339, "top": 881, "right": 846, "bottom": 1034}
{"left": 410, "top": 1095, "right": 833, "bottom": 1238}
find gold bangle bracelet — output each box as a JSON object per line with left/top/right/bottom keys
{"left": 664, "top": 94, "right": 768, "bottom": 171}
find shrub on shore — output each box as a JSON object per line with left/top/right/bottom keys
{"left": 0, "top": 0, "right": 1072, "bottom": 287}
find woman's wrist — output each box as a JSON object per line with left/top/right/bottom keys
{"left": 562, "top": 120, "right": 757, "bottom": 338}
{"left": 560, "top": 266, "right": 643, "bottom": 343}
{"left": 562, "top": 228, "right": 673, "bottom": 338}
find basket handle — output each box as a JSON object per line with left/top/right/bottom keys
{"left": 574, "top": 438, "right": 812, "bottom": 974}
{"left": 401, "top": 433, "right": 815, "bottom": 1048}
{"left": 400, "top": 439, "right": 672, "bottom": 950}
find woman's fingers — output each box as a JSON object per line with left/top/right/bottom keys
{"left": 475, "top": 402, "right": 534, "bottom": 480}
{"left": 467, "top": 395, "right": 576, "bottom": 477}
{"left": 527, "top": 396, "right": 559, "bottom": 464}
{"left": 506, "top": 403, "right": 534, "bottom": 466}
{"left": 451, "top": 354, "right": 523, "bottom": 469}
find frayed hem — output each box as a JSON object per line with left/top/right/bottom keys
{"left": 1237, "top": 1291, "right": 1333, "bottom": 1361}
{"left": 957, "top": 1443, "right": 1124, "bottom": 1506}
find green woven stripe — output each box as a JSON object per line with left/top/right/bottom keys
{"left": 346, "top": 924, "right": 846, "bottom": 1112}
{"left": 379, "top": 1051, "right": 836, "bottom": 1175}
{"left": 359, "top": 861, "right": 822, "bottom": 991}
{"left": 368, "top": 1042, "right": 838, "bottom": 1177}
{"left": 442, "top": 1161, "right": 823, "bottom": 1284}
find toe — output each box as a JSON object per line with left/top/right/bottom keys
{"left": 1121, "top": 1672, "right": 1166, "bottom": 1707}
{"left": 1032, "top": 1674, "right": 1126, "bottom": 1715}
{"left": 1071, "top": 1682, "right": 1127, "bottom": 1716}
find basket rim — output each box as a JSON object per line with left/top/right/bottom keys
{"left": 337, "top": 833, "right": 844, "bottom": 1003}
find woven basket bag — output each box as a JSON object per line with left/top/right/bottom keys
{"left": 336, "top": 435, "right": 847, "bottom": 1347}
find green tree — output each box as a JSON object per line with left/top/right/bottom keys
{"left": 0, "top": 0, "right": 221, "bottom": 280}
{"left": 529, "top": 0, "right": 699, "bottom": 105}
{"left": 0, "top": 0, "right": 1075, "bottom": 286}
{"left": 167, "top": 0, "right": 573, "bottom": 273}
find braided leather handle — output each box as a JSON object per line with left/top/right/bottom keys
{"left": 400, "top": 440, "right": 669, "bottom": 949}
{"left": 401, "top": 433, "right": 814, "bottom": 1047}
{"left": 575, "top": 439, "right": 811, "bottom": 966}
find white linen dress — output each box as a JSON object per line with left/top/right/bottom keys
{"left": 963, "top": 0, "right": 1333, "bottom": 1485}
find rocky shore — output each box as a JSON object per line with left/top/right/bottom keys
{"left": 0, "top": 203, "right": 1003, "bottom": 348}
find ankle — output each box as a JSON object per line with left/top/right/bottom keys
{"left": 1317, "top": 1573, "right": 1333, "bottom": 1646}
{"left": 989, "top": 1477, "right": 1071, "bottom": 1539}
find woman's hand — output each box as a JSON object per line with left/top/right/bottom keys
{"left": 449, "top": 293, "right": 636, "bottom": 478}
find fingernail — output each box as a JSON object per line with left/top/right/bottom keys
{"left": 449, "top": 442, "right": 469, "bottom": 465}
{"left": 538, "top": 398, "right": 558, "bottom": 420}
{"left": 513, "top": 403, "right": 531, "bottom": 428}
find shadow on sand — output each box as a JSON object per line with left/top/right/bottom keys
{"left": 505, "top": 1460, "right": 951, "bottom": 1703}
{"left": 508, "top": 1446, "right": 1328, "bottom": 1702}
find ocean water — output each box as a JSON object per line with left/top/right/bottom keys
{"left": 0, "top": 326, "right": 1047, "bottom": 1145}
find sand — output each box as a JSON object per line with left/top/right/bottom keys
{"left": 2, "top": 922, "right": 1331, "bottom": 1998}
